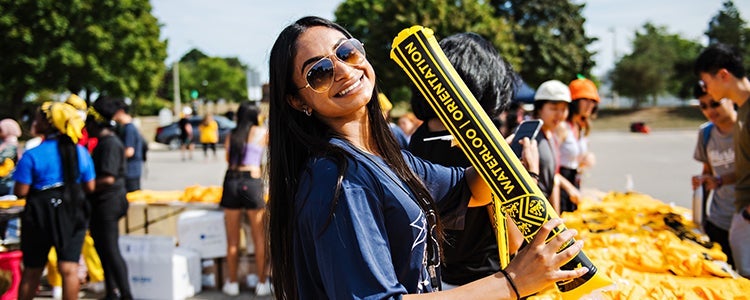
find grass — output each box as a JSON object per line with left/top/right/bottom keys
{"left": 593, "top": 105, "right": 706, "bottom": 131}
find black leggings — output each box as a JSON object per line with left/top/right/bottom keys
{"left": 202, "top": 143, "right": 216, "bottom": 156}
{"left": 90, "top": 215, "right": 132, "bottom": 299}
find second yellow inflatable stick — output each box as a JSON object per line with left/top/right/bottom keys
{"left": 390, "top": 26, "right": 612, "bottom": 299}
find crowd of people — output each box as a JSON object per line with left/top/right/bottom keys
{"left": 0, "top": 96, "right": 148, "bottom": 299}
{"left": 263, "top": 16, "right": 750, "bottom": 299}
{"left": 0, "top": 14, "right": 748, "bottom": 299}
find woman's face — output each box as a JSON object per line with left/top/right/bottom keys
{"left": 291, "top": 26, "right": 375, "bottom": 120}
{"left": 576, "top": 99, "right": 597, "bottom": 119}
{"left": 538, "top": 101, "right": 568, "bottom": 130}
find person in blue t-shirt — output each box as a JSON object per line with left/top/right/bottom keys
{"left": 14, "top": 102, "right": 96, "bottom": 300}
{"left": 99, "top": 96, "right": 144, "bottom": 192}
{"left": 267, "top": 16, "right": 588, "bottom": 299}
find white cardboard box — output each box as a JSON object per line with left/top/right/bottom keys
{"left": 177, "top": 210, "right": 227, "bottom": 259}
{"left": 119, "top": 235, "right": 202, "bottom": 300}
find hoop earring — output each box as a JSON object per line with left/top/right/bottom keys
{"left": 303, "top": 106, "right": 312, "bottom": 116}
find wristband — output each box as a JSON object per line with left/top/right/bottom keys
{"left": 715, "top": 176, "right": 723, "bottom": 187}
{"left": 498, "top": 268, "right": 520, "bottom": 300}
{"left": 528, "top": 172, "right": 540, "bottom": 181}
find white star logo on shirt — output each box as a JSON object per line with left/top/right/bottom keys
{"left": 410, "top": 210, "right": 426, "bottom": 251}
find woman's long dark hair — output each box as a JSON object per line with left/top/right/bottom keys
{"left": 268, "top": 16, "right": 440, "bottom": 299}
{"left": 37, "top": 108, "right": 79, "bottom": 189}
{"left": 228, "top": 102, "right": 260, "bottom": 167}
{"left": 38, "top": 108, "right": 85, "bottom": 221}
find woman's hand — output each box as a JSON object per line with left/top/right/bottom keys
{"left": 519, "top": 137, "right": 539, "bottom": 175}
{"left": 579, "top": 152, "right": 595, "bottom": 170}
{"left": 503, "top": 218, "right": 588, "bottom": 297}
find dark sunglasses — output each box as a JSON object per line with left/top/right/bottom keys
{"left": 298, "top": 38, "right": 366, "bottom": 93}
{"left": 699, "top": 98, "right": 725, "bottom": 110}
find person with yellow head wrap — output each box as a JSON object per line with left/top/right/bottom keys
{"left": 65, "top": 94, "right": 99, "bottom": 152}
{"left": 12, "top": 102, "right": 96, "bottom": 300}
{"left": 42, "top": 95, "right": 106, "bottom": 299}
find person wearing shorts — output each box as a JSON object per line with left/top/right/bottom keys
{"left": 178, "top": 114, "right": 194, "bottom": 161}
{"left": 219, "top": 102, "right": 270, "bottom": 296}
{"left": 13, "top": 102, "right": 95, "bottom": 300}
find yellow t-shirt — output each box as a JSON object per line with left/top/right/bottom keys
{"left": 198, "top": 120, "right": 219, "bottom": 144}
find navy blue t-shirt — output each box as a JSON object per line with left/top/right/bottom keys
{"left": 293, "top": 138, "right": 470, "bottom": 299}
{"left": 118, "top": 123, "right": 143, "bottom": 179}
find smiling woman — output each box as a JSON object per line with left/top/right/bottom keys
{"left": 265, "top": 16, "right": 588, "bottom": 300}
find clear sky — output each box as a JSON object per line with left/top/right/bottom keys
{"left": 151, "top": 0, "right": 750, "bottom": 84}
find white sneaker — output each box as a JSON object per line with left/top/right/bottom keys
{"left": 255, "top": 281, "right": 271, "bottom": 296}
{"left": 52, "top": 286, "right": 63, "bottom": 299}
{"left": 245, "top": 274, "right": 259, "bottom": 288}
{"left": 222, "top": 281, "right": 239, "bottom": 296}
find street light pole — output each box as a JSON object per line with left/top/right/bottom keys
{"left": 172, "top": 61, "right": 181, "bottom": 120}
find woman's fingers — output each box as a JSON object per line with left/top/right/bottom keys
{"left": 530, "top": 218, "right": 564, "bottom": 247}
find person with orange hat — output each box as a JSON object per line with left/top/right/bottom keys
{"left": 557, "top": 76, "right": 600, "bottom": 212}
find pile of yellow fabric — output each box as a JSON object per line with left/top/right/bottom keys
{"left": 179, "top": 185, "right": 222, "bottom": 203}
{"left": 126, "top": 186, "right": 223, "bottom": 204}
{"left": 530, "top": 191, "right": 750, "bottom": 300}
{"left": 126, "top": 189, "right": 187, "bottom": 204}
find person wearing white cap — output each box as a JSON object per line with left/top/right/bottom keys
{"left": 531, "top": 80, "right": 581, "bottom": 213}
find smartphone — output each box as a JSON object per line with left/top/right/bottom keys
{"left": 510, "top": 119, "right": 543, "bottom": 158}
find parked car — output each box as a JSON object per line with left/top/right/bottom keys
{"left": 155, "top": 115, "right": 236, "bottom": 150}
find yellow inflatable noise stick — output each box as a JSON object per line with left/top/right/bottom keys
{"left": 391, "top": 26, "right": 612, "bottom": 299}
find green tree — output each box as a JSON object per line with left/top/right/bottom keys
{"left": 191, "top": 57, "right": 248, "bottom": 102}
{"left": 158, "top": 49, "right": 250, "bottom": 104}
{"left": 491, "top": 0, "right": 597, "bottom": 86}
{"left": 667, "top": 37, "right": 702, "bottom": 99}
{"left": 335, "top": 0, "right": 518, "bottom": 103}
{"left": 706, "top": 1, "right": 748, "bottom": 48}
{"left": 611, "top": 23, "right": 700, "bottom": 107}
{"left": 705, "top": 0, "right": 750, "bottom": 65}
{"left": 180, "top": 49, "right": 209, "bottom": 64}
{"left": 0, "top": 0, "right": 166, "bottom": 117}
